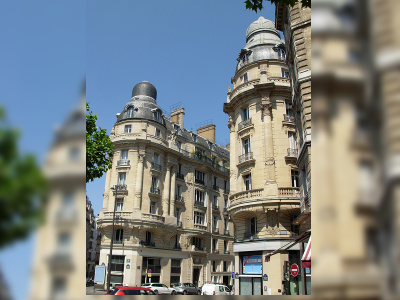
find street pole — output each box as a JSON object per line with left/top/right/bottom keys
{"left": 106, "top": 184, "right": 119, "bottom": 291}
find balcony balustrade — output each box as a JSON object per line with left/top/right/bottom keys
{"left": 151, "top": 162, "right": 162, "bottom": 171}
{"left": 229, "top": 188, "right": 263, "bottom": 206}
{"left": 194, "top": 224, "right": 207, "bottom": 231}
{"left": 283, "top": 114, "right": 295, "bottom": 123}
{"left": 195, "top": 178, "right": 205, "bottom": 185}
{"left": 142, "top": 213, "right": 165, "bottom": 223}
{"left": 278, "top": 187, "right": 300, "bottom": 198}
{"left": 175, "top": 195, "right": 184, "bottom": 202}
{"left": 150, "top": 187, "right": 160, "bottom": 195}
{"left": 176, "top": 173, "right": 184, "bottom": 180}
{"left": 238, "top": 118, "right": 253, "bottom": 131}
{"left": 194, "top": 201, "right": 205, "bottom": 208}
{"left": 117, "top": 159, "right": 130, "bottom": 166}
{"left": 213, "top": 185, "right": 219, "bottom": 191}
{"left": 286, "top": 148, "right": 298, "bottom": 157}
{"left": 238, "top": 152, "right": 253, "bottom": 164}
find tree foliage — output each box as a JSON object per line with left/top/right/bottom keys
{"left": 0, "top": 107, "right": 47, "bottom": 248}
{"left": 86, "top": 102, "right": 114, "bottom": 183}
{"left": 245, "top": 0, "right": 310, "bottom": 12}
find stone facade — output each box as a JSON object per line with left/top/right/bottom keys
{"left": 97, "top": 81, "right": 234, "bottom": 289}
{"left": 223, "top": 17, "right": 302, "bottom": 295}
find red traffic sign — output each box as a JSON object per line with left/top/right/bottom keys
{"left": 290, "top": 264, "right": 299, "bottom": 277}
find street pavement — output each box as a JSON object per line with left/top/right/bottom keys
{"left": 86, "top": 285, "right": 107, "bottom": 295}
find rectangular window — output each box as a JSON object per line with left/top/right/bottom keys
{"left": 212, "top": 239, "right": 217, "bottom": 251}
{"left": 192, "top": 237, "right": 203, "bottom": 250}
{"left": 224, "top": 180, "right": 228, "bottom": 191}
{"left": 124, "top": 125, "right": 131, "bottom": 133}
{"left": 155, "top": 128, "right": 161, "bottom": 137}
{"left": 250, "top": 217, "right": 257, "bottom": 236}
{"left": 195, "top": 170, "right": 205, "bottom": 184}
{"left": 242, "top": 107, "right": 249, "bottom": 121}
{"left": 242, "top": 138, "right": 251, "bottom": 154}
{"left": 291, "top": 170, "right": 299, "bottom": 188}
{"left": 151, "top": 177, "right": 158, "bottom": 189}
{"left": 224, "top": 240, "right": 228, "bottom": 253}
{"left": 288, "top": 132, "right": 297, "bottom": 149}
{"left": 57, "top": 232, "right": 70, "bottom": 254}
{"left": 286, "top": 103, "right": 293, "bottom": 117}
{"left": 212, "top": 261, "right": 218, "bottom": 272}
{"left": 178, "top": 164, "right": 182, "bottom": 174}
{"left": 153, "top": 153, "right": 160, "bottom": 164}
{"left": 224, "top": 219, "right": 229, "bottom": 231}
{"left": 224, "top": 198, "right": 228, "bottom": 209}
{"left": 213, "top": 216, "right": 218, "bottom": 229}
{"left": 153, "top": 110, "right": 161, "bottom": 120}
{"left": 281, "top": 69, "right": 290, "bottom": 78}
{"left": 195, "top": 189, "right": 205, "bottom": 204}
{"left": 223, "top": 261, "right": 228, "bottom": 272}
{"left": 120, "top": 150, "right": 128, "bottom": 159}
{"left": 116, "top": 199, "right": 123, "bottom": 211}
{"left": 150, "top": 202, "right": 157, "bottom": 214}
{"left": 244, "top": 174, "right": 252, "bottom": 191}
{"left": 240, "top": 72, "right": 249, "bottom": 83}
{"left": 192, "top": 134, "right": 197, "bottom": 142}
{"left": 177, "top": 141, "right": 181, "bottom": 150}
{"left": 194, "top": 211, "right": 205, "bottom": 225}
{"left": 171, "top": 259, "right": 181, "bottom": 276}
{"left": 213, "top": 196, "right": 218, "bottom": 206}
{"left": 118, "top": 173, "right": 126, "bottom": 186}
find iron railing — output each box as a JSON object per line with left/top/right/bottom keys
{"left": 178, "top": 149, "right": 229, "bottom": 174}
{"left": 150, "top": 187, "right": 160, "bottom": 195}
{"left": 238, "top": 152, "right": 253, "bottom": 163}
{"left": 238, "top": 118, "right": 253, "bottom": 131}
{"left": 286, "top": 148, "right": 298, "bottom": 157}
{"left": 151, "top": 162, "right": 162, "bottom": 171}
{"left": 283, "top": 114, "right": 295, "bottom": 123}
{"left": 175, "top": 195, "right": 184, "bottom": 202}
{"left": 176, "top": 173, "right": 184, "bottom": 180}
{"left": 213, "top": 185, "right": 219, "bottom": 191}
{"left": 117, "top": 159, "right": 130, "bottom": 166}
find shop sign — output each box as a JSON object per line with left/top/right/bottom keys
{"left": 243, "top": 255, "right": 262, "bottom": 274}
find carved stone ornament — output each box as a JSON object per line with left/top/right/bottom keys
{"left": 138, "top": 152, "right": 145, "bottom": 163}
{"left": 265, "top": 157, "right": 275, "bottom": 166}
{"left": 266, "top": 209, "right": 280, "bottom": 236}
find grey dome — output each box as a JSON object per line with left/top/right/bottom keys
{"left": 132, "top": 81, "right": 157, "bottom": 100}
{"left": 236, "top": 17, "right": 285, "bottom": 73}
{"left": 116, "top": 81, "right": 165, "bottom": 126}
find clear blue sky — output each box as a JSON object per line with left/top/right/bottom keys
{"left": 0, "top": 1, "right": 84, "bottom": 300}
{"left": 0, "top": 1, "right": 277, "bottom": 299}
{"left": 86, "top": 0, "right": 277, "bottom": 217}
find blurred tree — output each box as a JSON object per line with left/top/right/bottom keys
{"left": 245, "top": 0, "right": 310, "bottom": 12}
{"left": 0, "top": 107, "right": 47, "bottom": 248}
{"left": 86, "top": 102, "right": 114, "bottom": 182}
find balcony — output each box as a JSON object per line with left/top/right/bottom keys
{"left": 194, "top": 224, "right": 207, "bottom": 231}
{"left": 286, "top": 148, "right": 298, "bottom": 158}
{"left": 238, "top": 118, "right": 253, "bottom": 131}
{"left": 213, "top": 227, "right": 219, "bottom": 233}
{"left": 278, "top": 187, "right": 300, "bottom": 198}
{"left": 283, "top": 114, "right": 295, "bottom": 123}
{"left": 145, "top": 241, "right": 156, "bottom": 247}
{"left": 113, "top": 184, "right": 127, "bottom": 195}
{"left": 213, "top": 185, "right": 219, "bottom": 191}
{"left": 176, "top": 173, "right": 184, "bottom": 180}
{"left": 229, "top": 188, "right": 263, "bottom": 207}
{"left": 151, "top": 162, "right": 162, "bottom": 171}
{"left": 178, "top": 149, "right": 229, "bottom": 175}
{"left": 212, "top": 205, "right": 219, "bottom": 211}
{"left": 142, "top": 213, "right": 165, "bottom": 223}
{"left": 238, "top": 152, "right": 254, "bottom": 164}
{"left": 149, "top": 187, "right": 160, "bottom": 195}
{"left": 175, "top": 195, "right": 184, "bottom": 202}
{"left": 195, "top": 178, "right": 205, "bottom": 185}
{"left": 194, "top": 201, "right": 206, "bottom": 208}
{"left": 117, "top": 159, "right": 130, "bottom": 166}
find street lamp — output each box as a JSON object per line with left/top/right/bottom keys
{"left": 106, "top": 184, "right": 122, "bottom": 291}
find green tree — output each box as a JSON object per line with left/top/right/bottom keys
{"left": 86, "top": 102, "right": 114, "bottom": 183}
{"left": 0, "top": 107, "right": 47, "bottom": 248}
{"left": 245, "top": 0, "right": 310, "bottom": 12}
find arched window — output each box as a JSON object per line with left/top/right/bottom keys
{"left": 114, "top": 229, "right": 123, "bottom": 243}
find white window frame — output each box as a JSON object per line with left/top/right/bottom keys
{"left": 288, "top": 132, "right": 297, "bottom": 149}
{"left": 116, "top": 198, "right": 123, "bottom": 211}
{"left": 281, "top": 69, "right": 290, "bottom": 78}
{"left": 244, "top": 174, "right": 252, "bottom": 191}
{"left": 124, "top": 125, "right": 132, "bottom": 133}
{"left": 151, "top": 176, "right": 159, "bottom": 189}
{"left": 120, "top": 150, "right": 128, "bottom": 160}
{"left": 240, "top": 72, "right": 249, "bottom": 83}
{"left": 155, "top": 128, "right": 161, "bottom": 137}
{"left": 150, "top": 201, "right": 157, "bottom": 214}
{"left": 195, "top": 189, "right": 205, "bottom": 204}
{"left": 242, "top": 107, "right": 249, "bottom": 121}
{"left": 118, "top": 172, "right": 126, "bottom": 186}
{"left": 242, "top": 137, "right": 251, "bottom": 154}
{"left": 194, "top": 211, "right": 205, "bottom": 225}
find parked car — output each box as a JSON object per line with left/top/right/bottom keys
{"left": 141, "top": 283, "right": 176, "bottom": 295}
{"left": 171, "top": 282, "right": 201, "bottom": 295}
{"left": 105, "top": 286, "right": 155, "bottom": 295}
{"left": 201, "top": 283, "right": 232, "bottom": 295}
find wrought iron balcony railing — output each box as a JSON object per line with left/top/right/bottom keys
{"left": 176, "top": 173, "right": 184, "bottom": 180}
{"left": 286, "top": 148, "right": 298, "bottom": 157}
{"left": 212, "top": 205, "right": 219, "bottom": 211}
{"left": 283, "top": 114, "right": 295, "bottom": 123}
{"left": 195, "top": 178, "right": 205, "bottom": 185}
{"left": 238, "top": 118, "right": 253, "bottom": 131}
{"left": 117, "top": 159, "right": 130, "bottom": 166}
{"left": 238, "top": 152, "right": 253, "bottom": 163}
{"left": 175, "top": 195, "right": 184, "bottom": 202}
{"left": 150, "top": 187, "right": 160, "bottom": 195}
{"left": 213, "top": 185, "right": 219, "bottom": 191}
{"left": 194, "top": 201, "right": 205, "bottom": 207}
{"left": 151, "top": 162, "right": 162, "bottom": 171}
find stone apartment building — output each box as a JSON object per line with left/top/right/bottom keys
{"left": 86, "top": 196, "right": 97, "bottom": 280}
{"left": 223, "top": 17, "right": 303, "bottom": 295}
{"left": 96, "top": 81, "right": 234, "bottom": 288}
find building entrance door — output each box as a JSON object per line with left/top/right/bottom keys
{"left": 193, "top": 268, "right": 200, "bottom": 287}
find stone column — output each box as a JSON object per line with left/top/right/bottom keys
{"left": 260, "top": 94, "right": 276, "bottom": 183}
{"left": 169, "top": 166, "right": 176, "bottom": 216}
{"left": 134, "top": 147, "right": 146, "bottom": 209}
{"left": 162, "top": 163, "right": 171, "bottom": 216}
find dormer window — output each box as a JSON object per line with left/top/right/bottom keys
{"left": 153, "top": 110, "right": 161, "bottom": 120}
{"left": 277, "top": 48, "right": 286, "bottom": 60}
{"left": 127, "top": 107, "right": 135, "bottom": 118}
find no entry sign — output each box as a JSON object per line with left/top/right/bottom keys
{"left": 290, "top": 264, "right": 299, "bottom": 277}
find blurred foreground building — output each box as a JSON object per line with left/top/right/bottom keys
{"left": 223, "top": 16, "right": 304, "bottom": 295}
{"left": 86, "top": 196, "right": 97, "bottom": 280}
{"left": 29, "top": 93, "right": 86, "bottom": 299}
{"left": 96, "top": 81, "right": 234, "bottom": 288}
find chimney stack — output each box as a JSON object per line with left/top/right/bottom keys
{"left": 170, "top": 108, "right": 185, "bottom": 128}
{"left": 197, "top": 124, "right": 216, "bottom": 143}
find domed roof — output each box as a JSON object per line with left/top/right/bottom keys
{"left": 116, "top": 81, "right": 165, "bottom": 126}
{"left": 235, "top": 17, "right": 285, "bottom": 73}
{"left": 131, "top": 81, "right": 157, "bottom": 100}
{"left": 246, "top": 16, "right": 279, "bottom": 42}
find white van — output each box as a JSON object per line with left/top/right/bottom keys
{"left": 201, "top": 283, "right": 232, "bottom": 295}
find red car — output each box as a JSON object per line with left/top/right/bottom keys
{"left": 105, "top": 286, "right": 156, "bottom": 295}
